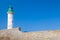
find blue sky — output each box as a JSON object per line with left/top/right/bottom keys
{"left": 0, "top": 0, "right": 60, "bottom": 32}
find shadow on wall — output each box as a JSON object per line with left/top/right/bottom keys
{"left": 0, "top": 36, "right": 10, "bottom": 40}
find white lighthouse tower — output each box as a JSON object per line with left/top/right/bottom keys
{"left": 7, "top": 5, "right": 14, "bottom": 29}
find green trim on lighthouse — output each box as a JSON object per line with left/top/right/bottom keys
{"left": 7, "top": 5, "right": 14, "bottom": 13}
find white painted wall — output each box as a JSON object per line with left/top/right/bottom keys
{"left": 7, "top": 13, "right": 13, "bottom": 29}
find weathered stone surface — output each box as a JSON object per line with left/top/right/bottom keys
{"left": 0, "top": 28, "right": 22, "bottom": 40}
{"left": 22, "top": 30, "right": 60, "bottom": 40}
{"left": 0, "top": 28, "right": 60, "bottom": 40}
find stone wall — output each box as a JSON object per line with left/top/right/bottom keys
{"left": 0, "top": 28, "right": 22, "bottom": 40}
{"left": 0, "top": 28, "right": 60, "bottom": 40}
{"left": 22, "top": 30, "right": 60, "bottom": 40}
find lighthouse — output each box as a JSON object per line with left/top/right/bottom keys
{"left": 7, "top": 5, "right": 14, "bottom": 29}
